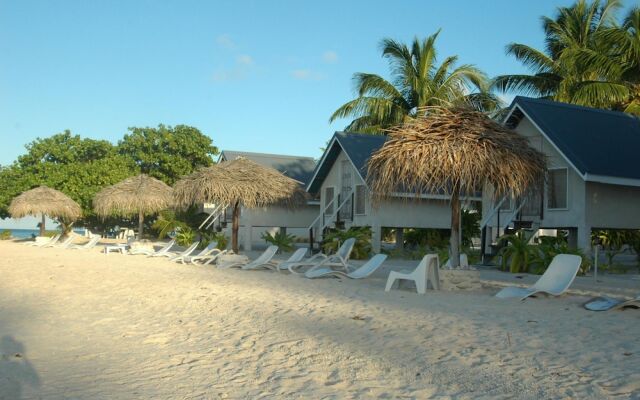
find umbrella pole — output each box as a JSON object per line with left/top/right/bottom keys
{"left": 40, "top": 213, "right": 46, "bottom": 237}
{"left": 450, "top": 190, "right": 461, "bottom": 269}
{"left": 232, "top": 201, "right": 240, "bottom": 253}
{"left": 138, "top": 210, "right": 144, "bottom": 239}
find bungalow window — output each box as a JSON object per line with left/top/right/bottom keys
{"left": 324, "top": 187, "right": 335, "bottom": 215}
{"left": 547, "top": 168, "right": 568, "bottom": 209}
{"left": 355, "top": 185, "right": 366, "bottom": 215}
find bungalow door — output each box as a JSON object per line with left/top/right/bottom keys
{"left": 339, "top": 160, "right": 353, "bottom": 221}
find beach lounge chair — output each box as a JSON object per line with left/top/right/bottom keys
{"left": 443, "top": 253, "right": 469, "bottom": 268}
{"left": 305, "top": 254, "right": 387, "bottom": 279}
{"left": 385, "top": 254, "right": 440, "bottom": 294}
{"left": 165, "top": 242, "right": 200, "bottom": 260}
{"left": 288, "top": 238, "right": 356, "bottom": 274}
{"left": 174, "top": 241, "right": 227, "bottom": 264}
{"left": 495, "top": 254, "right": 582, "bottom": 300}
{"left": 217, "top": 246, "right": 279, "bottom": 269}
{"left": 104, "top": 237, "right": 137, "bottom": 255}
{"left": 276, "top": 248, "right": 308, "bottom": 272}
{"left": 126, "top": 239, "right": 175, "bottom": 256}
{"left": 584, "top": 294, "right": 640, "bottom": 311}
{"left": 69, "top": 236, "right": 100, "bottom": 250}
{"left": 26, "top": 234, "right": 61, "bottom": 247}
{"left": 52, "top": 235, "right": 75, "bottom": 249}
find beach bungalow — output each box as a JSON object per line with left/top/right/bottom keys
{"left": 481, "top": 97, "right": 640, "bottom": 258}
{"left": 307, "top": 132, "right": 480, "bottom": 253}
{"left": 204, "top": 150, "right": 319, "bottom": 250}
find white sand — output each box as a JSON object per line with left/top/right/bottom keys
{"left": 0, "top": 241, "right": 638, "bottom": 399}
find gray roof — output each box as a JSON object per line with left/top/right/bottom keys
{"left": 508, "top": 96, "right": 640, "bottom": 183}
{"left": 219, "top": 150, "right": 317, "bottom": 186}
{"left": 307, "top": 132, "right": 386, "bottom": 193}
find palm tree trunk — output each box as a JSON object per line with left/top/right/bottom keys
{"left": 232, "top": 201, "right": 240, "bottom": 253}
{"left": 138, "top": 211, "right": 144, "bottom": 239}
{"left": 450, "top": 190, "right": 461, "bottom": 269}
{"left": 40, "top": 213, "right": 45, "bottom": 237}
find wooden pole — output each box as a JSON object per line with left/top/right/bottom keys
{"left": 138, "top": 210, "right": 144, "bottom": 239}
{"left": 40, "top": 213, "right": 46, "bottom": 237}
{"left": 450, "top": 190, "right": 461, "bottom": 269}
{"left": 232, "top": 201, "right": 240, "bottom": 253}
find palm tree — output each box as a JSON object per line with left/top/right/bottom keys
{"left": 330, "top": 31, "right": 499, "bottom": 133}
{"left": 493, "top": 0, "right": 627, "bottom": 108}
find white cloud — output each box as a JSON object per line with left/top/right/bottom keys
{"left": 322, "top": 51, "right": 338, "bottom": 64}
{"left": 291, "top": 69, "right": 325, "bottom": 81}
{"left": 216, "top": 34, "right": 236, "bottom": 49}
{"left": 236, "top": 54, "right": 254, "bottom": 66}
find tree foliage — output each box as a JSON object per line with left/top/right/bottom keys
{"left": 330, "top": 31, "right": 500, "bottom": 133}
{"left": 118, "top": 124, "right": 218, "bottom": 185}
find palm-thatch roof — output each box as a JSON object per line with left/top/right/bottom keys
{"left": 9, "top": 186, "right": 82, "bottom": 220}
{"left": 173, "top": 157, "right": 308, "bottom": 209}
{"left": 93, "top": 174, "right": 173, "bottom": 217}
{"left": 367, "top": 107, "right": 547, "bottom": 199}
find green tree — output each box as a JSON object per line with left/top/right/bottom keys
{"left": 330, "top": 31, "right": 499, "bottom": 133}
{"left": 0, "top": 131, "right": 139, "bottom": 226}
{"left": 118, "top": 124, "right": 219, "bottom": 185}
{"left": 493, "top": 0, "right": 633, "bottom": 110}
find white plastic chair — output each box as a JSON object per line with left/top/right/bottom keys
{"left": 305, "top": 254, "right": 387, "bottom": 279}
{"left": 105, "top": 236, "right": 138, "bottom": 255}
{"left": 385, "top": 254, "right": 440, "bottom": 294}
{"left": 70, "top": 236, "right": 100, "bottom": 250}
{"left": 288, "top": 238, "right": 356, "bottom": 274}
{"left": 276, "top": 248, "right": 308, "bottom": 272}
{"left": 495, "top": 254, "right": 582, "bottom": 300}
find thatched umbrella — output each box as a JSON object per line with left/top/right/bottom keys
{"left": 93, "top": 174, "right": 173, "bottom": 237}
{"left": 9, "top": 186, "right": 82, "bottom": 236}
{"left": 174, "top": 157, "right": 307, "bottom": 253}
{"left": 367, "top": 107, "right": 547, "bottom": 268}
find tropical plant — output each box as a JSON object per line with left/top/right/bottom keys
{"left": 152, "top": 210, "right": 188, "bottom": 239}
{"left": 322, "top": 226, "right": 372, "bottom": 260}
{"left": 330, "top": 31, "right": 499, "bottom": 133}
{"left": 0, "top": 230, "right": 11, "bottom": 240}
{"left": 198, "top": 231, "right": 228, "bottom": 250}
{"left": 461, "top": 209, "right": 481, "bottom": 247}
{"left": 261, "top": 231, "right": 296, "bottom": 252}
{"left": 493, "top": 0, "right": 630, "bottom": 110}
{"left": 497, "top": 231, "right": 539, "bottom": 273}
{"left": 175, "top": 226, "right": 195, "bottom": 247}
{"left": 403, "top": 228, "right": 449, "bottom": 249}
{"left": 530, "top": 236, "right": 591, "bottom": 275}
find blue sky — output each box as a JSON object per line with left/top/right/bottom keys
{"left": 0, "top": 0, "right": 597, "bottom": 168}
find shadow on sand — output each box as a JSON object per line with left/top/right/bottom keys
{"left": 0, "top": 335, "right": 40, "bottom": 399}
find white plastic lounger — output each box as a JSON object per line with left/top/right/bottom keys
{"left": 53, "top": 236, "right": 75, "bottom": 249}
{"left": 174, "top": 242, "right": 221, "bottom": 263}
{"left": 41, "top": 234, "right": 62, "bottom": 248}
{"left": 166, "top": 242, "right": 200, "bottom": 260}
{"left": 105, "top": 237, "right": 137, "bottom": 255}
{"left": 385, "top": 254, "right": 440, "bottom": 294}
{"left": 305, "top": 254, "right": 387, "bottom": 279}
{"left": 126, "top": 239, "right": 176, "bottom": 256}
{"left": 443, "top": 253, "right": 469, "bottom": 268}
{"left": 584, "top": 294, "right": 640, "bottom": 311}
{"left": 495, "top": 254, "right": 582, "bottom": 300}
{"left": 288, "top": 238, "right": 356, "bottom": 274}
{"left": 276, "top": 248, "right": 308, "bottom": 272}
{"left": 26, "top": 234, "right": 61, "bottom": 247}
{"left": 216, "top": 246, "right": 278, "bottom": 269}
{"left": 70, "top": 236, "right": 100, "bottom": 250}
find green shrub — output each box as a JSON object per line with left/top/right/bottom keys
{"left": 0, "top": 230, "right": 11, "bottom": 240}
{"left": 175, "top": 227, "right": 195, "bottom": 247}
{"left": 322, "top": 226, "right": 371, "bottom": 259}
{"left": 403, "top": 228, "right": 449, "bottom": 249}
{"left": 261, "top": 231, "right": 295, "bottom": 252}
{"left": 498, "top": 232, "right": 539, "bottom": 273}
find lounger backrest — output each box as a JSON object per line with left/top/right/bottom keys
{"left": 255, "top": 246, "right": 279, "bottom": 264}
{"left": 349, "top": 254, "right": 387, "bottom": 279}
{"left": 180, "top": 242, "right": 200, "bottom": 256}
{"left": 195, "top": 241, "right": 218, "bottom": 257}
{"left": 85, "top": 236, "right": 100, "bottom": 247}
{"left": 157, "top": 239, "right": 176, "bottom": 254}
{"left": 532, "top": 254, "right": 582, "bottom": 293}
{"left": 337, "top": 238, "right": 356, "bottom": 260}
{"left": 286, "top": 248, "right": 307, "bottom": 263}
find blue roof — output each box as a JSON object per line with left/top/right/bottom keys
{"left": 509, "top": 96, "right": 640, "bottom": 181}
{"left": 307, "top": 132, "right": 386, "bottom": 193}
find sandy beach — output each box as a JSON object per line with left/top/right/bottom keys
{"left": 0, "top": 240, "right": 638, "bottom": 399}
